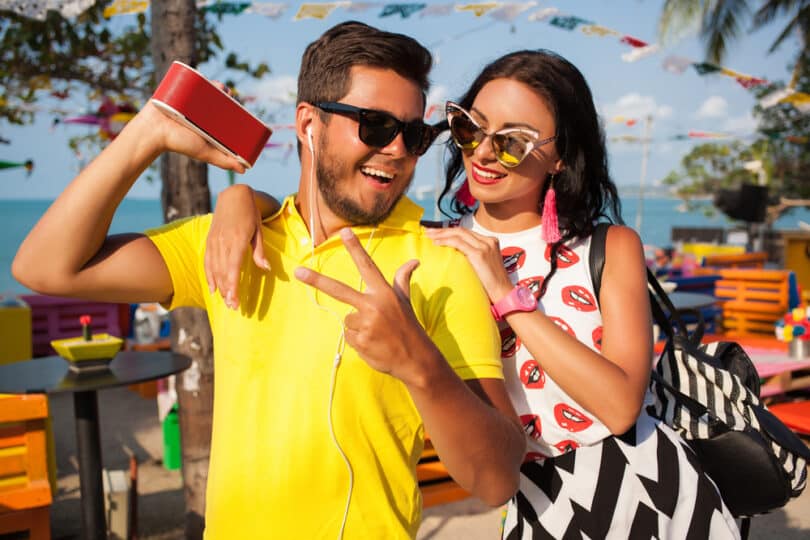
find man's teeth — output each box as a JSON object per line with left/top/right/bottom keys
{"left": 361, "top": 167, "right": 394, "bottom": 182}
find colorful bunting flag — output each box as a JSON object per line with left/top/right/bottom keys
{"left": 580, "top": 24, "right": 620, "bottom": 38}
{"left": 420, "top": 3, "right": 453, "bottom": 16}
{"left": 620, "top": 35, "right": 648, "bottom": 48}
{"left": 692, "top": 62, "right": 722, "bottom": 75}
{"left": 103, "top": 0, "right": 148, "bottom": 17}
{"left": 548, "top": 15, "right": 591, "bottom": 30}
{"left": 201, "top": 2, "right": 252, "bottom": 15}
{"left": 622, "top": 44, "right": 659, "bottom": 63}
{"left": 662, "top": 55, "right": 693, "bottom": 74}
{"left": 0, "top": 159, "right": 34, "bottom": 175}
{"left": 380, "top": 3, "right": 426, "bottom": 18}
{"left": 244, "top": 2, "right": 287, "bottom": 17}
{"left": 527, "top": 7, "right": 559, "bottom": 21}
{"left": 687, "top": 130, "right": 730, "bottom": 139}
{"left": 345, "top": 2, "right": 379, "bottom": 12}
{"left": 294, "top": 2, "right": 345, "bottom": 20}
{"left": 455, "top": 3, "right": 502, "bottom": 17}
{"left": 779, "top": 92, "right": 810, "bottom": 113}
{"left": 490, "top": 2, "right": 537, "bottom": 22}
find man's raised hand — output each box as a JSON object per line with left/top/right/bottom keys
{"left": 293, "top": 228, "right": 439, "bottom": 385}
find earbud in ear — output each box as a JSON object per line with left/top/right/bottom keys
{"left": 307, "top": 127, "right": 313, "bottom": 152}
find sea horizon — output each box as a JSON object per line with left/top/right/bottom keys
{"left": 2, "top": 195, "right": 809, "bottom": 297}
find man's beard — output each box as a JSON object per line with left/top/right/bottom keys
{"left": 315, "top": 133, "right": 413, "bottom": 226}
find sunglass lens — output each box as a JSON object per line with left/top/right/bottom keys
{"left": 449, "top": 112, "right": 481, "bottom": 150}
{"left": 492, "top": 134, "right": 530, "bottom": 167}
{"left": 403, "top": 124, "right": 428, "bottom": 155}
{"left": 359, "top": 111, "right": 399, "bottom": 148}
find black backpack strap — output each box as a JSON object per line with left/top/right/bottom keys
{"left": 588, "top": 222, "right": 611, "bottom": 302}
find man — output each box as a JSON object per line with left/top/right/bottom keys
{"left": 13, "top": 22, "right": 525, "bottom": 538}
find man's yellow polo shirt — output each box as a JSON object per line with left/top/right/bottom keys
{"left": 147, "top": 195, "right": 501, "bottom": 539}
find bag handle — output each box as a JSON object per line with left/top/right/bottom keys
{"left": 587, "top": 223, "right": 701, "bottom": 344}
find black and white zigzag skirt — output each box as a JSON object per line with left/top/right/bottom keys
{"left": 503, "top": 412, "right": 741, "bottom": 539}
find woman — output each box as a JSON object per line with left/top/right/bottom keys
{"left": 206, "top": 50, "right": 740, "bottom": 538}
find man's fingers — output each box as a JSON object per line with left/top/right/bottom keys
{"left": 294, "top": 266, "right": 364, "bottom": 308}
{"left": 251, "top": 231, "right": 270, "bottom": 271}
{"left": 204, "top": 243, "right": 217, "bottom": 294}
{"left": 393, "top": 259, "right": 419, "bottom": 302}
{"left": 340, "top": 228, "right": 386, "bottom": 288}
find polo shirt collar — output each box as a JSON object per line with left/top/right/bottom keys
{"left": 272, "top": 194, "right": 424, "bottom": 235}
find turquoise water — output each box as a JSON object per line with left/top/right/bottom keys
{"left": 2, "top": 196, "right": 809, "bottom": 295}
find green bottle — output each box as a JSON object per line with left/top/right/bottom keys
{"left": 162, "top": 404, "right": 182, "bottom": 471}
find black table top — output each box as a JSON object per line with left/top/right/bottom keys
{"left": 668, "top": 291, "right": 718, "bottom": 312}
{"left": 0, "top": 351, "right": 191, "bottom": 394}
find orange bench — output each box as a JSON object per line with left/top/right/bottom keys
{"left": 701, "top": 251, "right": 768, "bottom": 269}
{"left": 0, "top": 394, "right": 52, "bottom": 540}
{"left": 417, "top": 436, "right": 470, "bottom": 508}
{"left": 712, "top": 269, "right": 791, "bottom": 336}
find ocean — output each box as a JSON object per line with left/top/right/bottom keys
{"left": 2, "top": 196, "right": 809, "bottom": 296}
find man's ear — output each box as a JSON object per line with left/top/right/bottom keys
{"left": 296, "top": 103, "right": 317, "bottom": 147}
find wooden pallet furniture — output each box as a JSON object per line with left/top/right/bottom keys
{"left": 417, "top": 435, "right": 470, "bottom": 508}
{"left": 713, "top": 269, "right": 791, "bottom": 336}
{"left": 0, "top": 394, "right": 52, "bottom": 540}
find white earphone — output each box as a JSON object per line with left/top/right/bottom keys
{"left": 307, "top": 126, "right": 313, "bottom": 153}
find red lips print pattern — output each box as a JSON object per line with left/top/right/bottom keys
{"left": 500, "top": 326, "right": 520, "bottom": 358}
{"left": 501, "top": 246, "right": 526, "bottom": 274}
{"left": 520, "top": 414, "right": 542, "bottom": 441}
{"left": 520, "top": 360, "right": 545, "bottom": 389}
{"left": 561, "top": 285, "right": 597, "bottom": 312}
{"left": 554, "top": 403, "right": 593, "bottom": 433}
{"left": 518, "top": 275, "right": 544, "bottom": 300}
{"left": 544, "top": 243, "right": 579, "bottom": 268}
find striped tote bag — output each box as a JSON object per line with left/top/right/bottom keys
{"left": 647, "top": 275, "right": 810, "bottom": 518}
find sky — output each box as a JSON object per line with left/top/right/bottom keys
{"left": 0, "top": 1, "right": 801, "bottom": 210}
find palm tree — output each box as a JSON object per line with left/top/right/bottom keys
{"left": 659, "top": 0, "right": 809, "bottom": 81}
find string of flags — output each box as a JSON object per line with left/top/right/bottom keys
{"left": 2, "top": 0, "right": 808, "bottom": 111}
{"left": 609, "top": 131, "right": 808, "bottom": 144}
{"left": 0, "top": 159, "right": 35, "bottom": 175}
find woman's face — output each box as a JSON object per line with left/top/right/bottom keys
{"left": 462, "top": 78, "right": 561, "bottom": 215}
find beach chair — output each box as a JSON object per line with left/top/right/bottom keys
{"left": 0, "top": 394, "right": 52, "bottom": 540}
{"left": 417, "top": 435, "right": 470, "bottom": 508}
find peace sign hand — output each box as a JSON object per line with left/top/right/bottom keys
{"left": 294, "top": 228, "right": 440, "bottom": 385}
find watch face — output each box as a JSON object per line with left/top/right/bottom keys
{"left": 516, "top": 286, "right": 537, "bottom": 309}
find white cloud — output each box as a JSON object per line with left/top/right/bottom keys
{"left": 722, "top": 112, "right": 757, "bottom": 133}
{"left": 249, "top": 75, "right": 298, "bottom": 104}
{"left": 601, "top": 93, "right": 674, "bottom": 122}
{"left": 696, "top": 96, "right": 728, "bottom": 118}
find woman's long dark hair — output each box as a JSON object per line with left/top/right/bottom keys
{"left": 439, "top": 49, "right": 623, "bottom": 298}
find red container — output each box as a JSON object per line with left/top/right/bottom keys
{"left": 151, "top": 61, "right": 272, "bottom": 168}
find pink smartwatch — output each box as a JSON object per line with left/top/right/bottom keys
{"left": 490, "top": 285, "right": 538, "bottom": 321}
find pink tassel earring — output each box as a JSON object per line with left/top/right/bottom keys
{"left": 541, "top": 175, "right": 561, "bottom": 243}
{"left": 456, "top": 179, "right": 476, "bottom": 207}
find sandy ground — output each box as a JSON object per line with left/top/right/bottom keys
{"left": 46, "top": 386, "right": 810, "bottom": 539}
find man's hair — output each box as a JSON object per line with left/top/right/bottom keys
{"left": 298, "top": 21, "right": 432, "bottom": 106}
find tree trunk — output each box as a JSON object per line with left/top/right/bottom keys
{"left": 150, "top": 1, "right": 214, "bottom": 538}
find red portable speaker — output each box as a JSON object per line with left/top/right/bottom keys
{"left": 151, "top": 61, "right": 272, "bottom": 168}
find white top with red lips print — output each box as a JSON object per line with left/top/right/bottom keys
{"left": 459, "top": 214, "right": 611, "bottom": 460}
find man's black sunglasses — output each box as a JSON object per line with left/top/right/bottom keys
{"left": 314, "top": 102, "right": 442, "bottom": 156}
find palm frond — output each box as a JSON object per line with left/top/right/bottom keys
{"left": 704, "top": 0, "right": 752, "bottom": 63}
{"left": 658, "top": 0, "right": 712, "bottom": 45}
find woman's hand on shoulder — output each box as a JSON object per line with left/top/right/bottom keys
{"left": 205, "top": 184, "right": 269, "bottom": 309}
{"left": 424, "top": 227, "right": 513, "bottom": 302}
